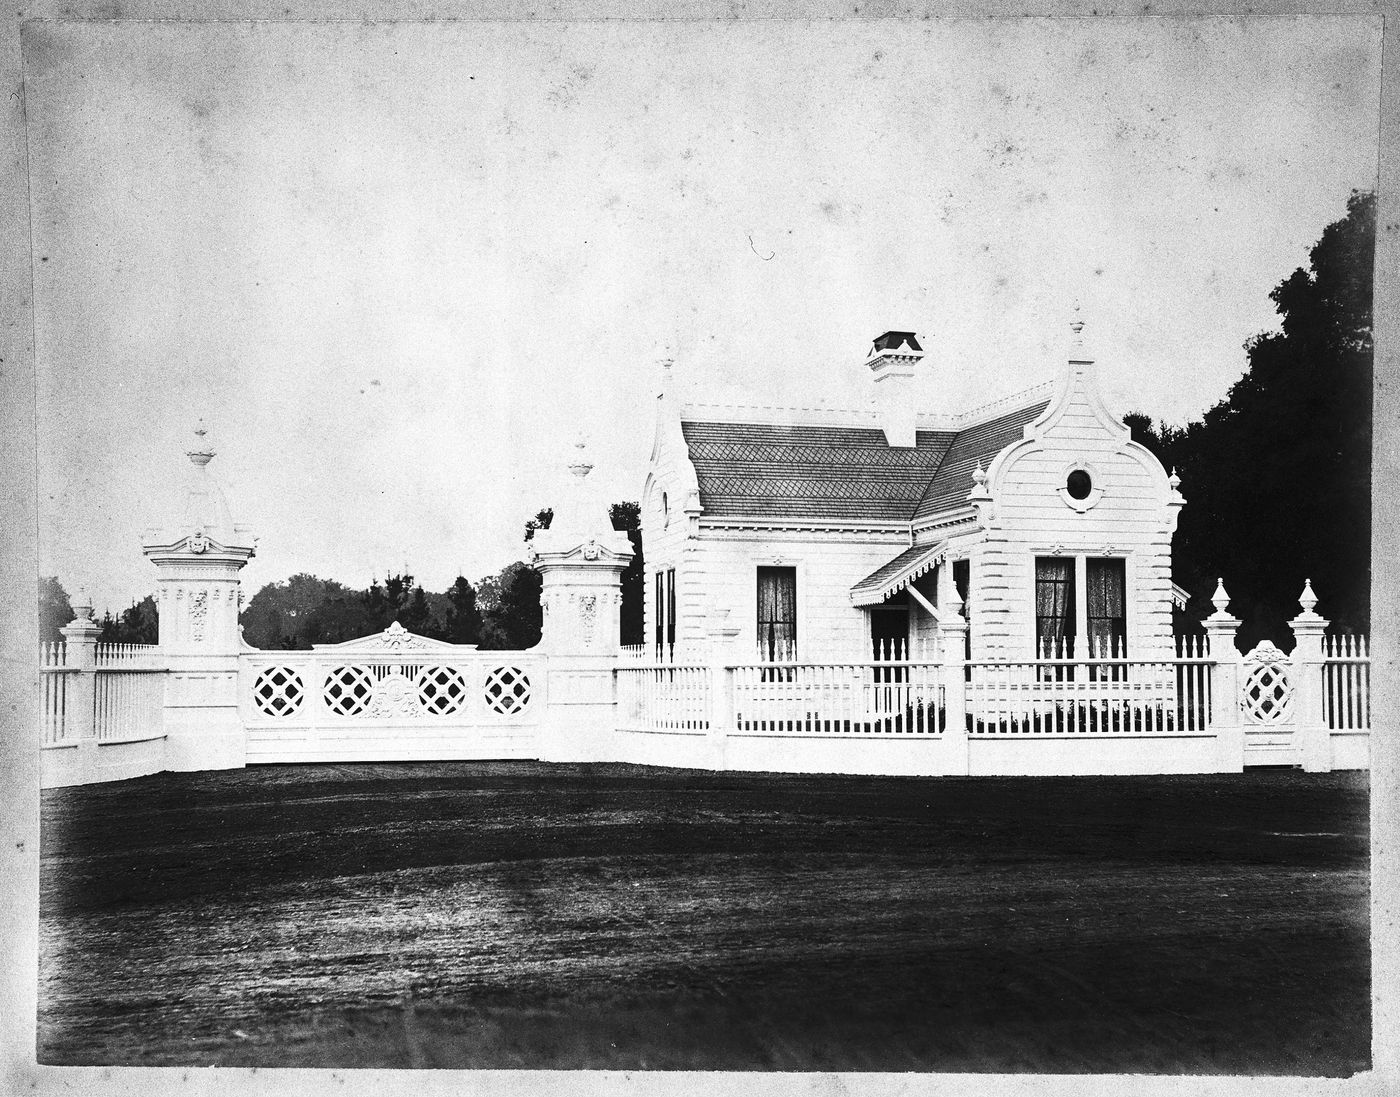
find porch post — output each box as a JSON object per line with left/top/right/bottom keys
{"left": 938, "top": 568, "right": 970, "bottom": 775}
{"left": 1202, "top": 579, "right": 1243, "bottom": 773}
{"left": 1289, "top": 579, "right": 1332, "bottom": 773}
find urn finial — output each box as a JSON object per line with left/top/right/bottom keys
{"left": 1210, "top": 577, "right": 1230, "bottom": 616}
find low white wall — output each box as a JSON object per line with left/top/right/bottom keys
{"left": 1330, "top": 732, "right": 1370, "bottom": 771}
{"left": 40, "top": 736, "right": 167, "bottom": 789}
{"left": 721, "top": 733, "right": 951, "bottom": 776}
{"left": 245, "top": 725, "right": 539, "bottom": 764}
{"left": 609, "top": 727, "right": 719, "bottom": 770}
{"left": 968, "top": 734, "right": 1224, "bottom": 776}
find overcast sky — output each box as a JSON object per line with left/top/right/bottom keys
{"left": 25, "top": 16, "right": 1381, "bottom": 611}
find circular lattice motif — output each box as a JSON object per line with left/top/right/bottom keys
{"left": 253, "top": 666, "right": 304, "bottom": 717}
{"left": 1242, "top": 663, "right": 1293, "bottom": 725}
{"left": 325, "top": 665, "right": 374, "bottom": 716}
{"left": 416, "top": 665, "right": 467, "bottom": 715}
{"left": 484, "top": 666, "right": 533, "bottom": 715}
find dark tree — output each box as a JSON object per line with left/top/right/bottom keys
{"left": 99, "top": 595, "right": 159, "bottom": 645}
{"left": 477, "top": 561, "right": 543, "bottom": 650}
{"left": 1126, "top": 191, "right": 1373, "bottom": 649}
{"left": 242, "top": 573, "right": 359, "bottom": 649}
{"left": 445, "top": 576, "right": 483, "bottom": 645}
{"left": 609, "top": 501, "right": 645, "bottom": 646}
{"left": 523, "top": 508, "right": 553, "bottom": 542}
{"left": 38, "top": 576, "right": 73, "bottom": 645}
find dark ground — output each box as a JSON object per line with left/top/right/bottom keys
{"left": 38, "top": 762, "right": 1370, "bottom": 1073}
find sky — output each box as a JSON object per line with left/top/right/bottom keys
{"left": 24, "top": 16, "right": 1382, "bottom": 612}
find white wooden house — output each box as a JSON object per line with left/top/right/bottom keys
{"left": 642, "top": 320, "right": 1186, "bottom": 664}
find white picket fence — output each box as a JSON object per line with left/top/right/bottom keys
{"left": 1324, "top": 634, "right": 1370, "bottom": 731}
{"left": 615, "top": 663, "right": 711, "bottom": 732}
{"left": 94, "top": 644, "right": 167, "bottom": 742}
{"left": 966, "top": 638, "right": 1213, "bottom": 737}
{"left": 39, "top": 640, "right": 166, "bottom": 747}
{"left": 39, "top": 642, "right": 73, "bottom": 745}
{"left": 730, "top": 659, "right": 946, "bottom": 736}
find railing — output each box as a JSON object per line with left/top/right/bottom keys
{"left": 94, "top": 644, "right": 167, "bottom": 742}
{"left": 241, "top": 643, "right": 544, "bottom": 729}
{"left": 616, "top": 663, "right": 711, "bottom": 732}
{"left": 730, "top": 659, "right": 945, "bottom": 736}
{"left": 1324, "top": 634, "right": 1370, "bottom": 731}
{"left": 40, "top": 642, "right": 73, "bottom": 745}
{"left": 39, "top": 641, "right": 167, "bottom": 747}
{"left": 967, "top": 642, "right": 1212, "bottom": 736}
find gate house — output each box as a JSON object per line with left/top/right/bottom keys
{"left": 642, "top": 322, "right": 1181, "bottom": 664}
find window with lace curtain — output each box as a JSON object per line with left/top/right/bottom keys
{"left": 1086, "top": 558, "right": 1127, "bottom": 658}
{"left": 757, "top": 566, "right": 797, "bottom": 661}
{"left": 1035, "top": 557, "right": 1075, "bottom": 659}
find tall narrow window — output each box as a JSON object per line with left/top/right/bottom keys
{"left": 1086, "top": 558, "right": 1127, "bottom": 658}
{"left": 653, "top": 572, "right": 664, "bottom": 653}
{"left": 1035, "top": 557, "right": 1076, "bottom": 659}
{"left": 665, "top": 568, "right": 676, "bottom": 651}
{"left": 953, "top": 559, "right": 972, "bottom": 668}
{"left": 757, "top": 566, "right": 797, "bottom": 660}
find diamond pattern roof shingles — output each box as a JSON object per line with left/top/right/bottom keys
{"left": 680, "top": 422, "right": 955, "bottom": 521}
{"left": 912, "top": 400, "right": 1050, "bottom": 521}
{"left": 680, "top": 399, "right": 1050, "bottom": 524}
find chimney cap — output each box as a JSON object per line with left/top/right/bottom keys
{"left": 871, "top": 331, "right": 922, "bottom": 354}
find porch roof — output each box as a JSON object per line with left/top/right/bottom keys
{"left": 850, "top": 540, "right": 949, "bottom": 606}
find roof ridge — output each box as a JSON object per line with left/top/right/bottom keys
{"left": 947, "top": 379, "right": 1056, "bottom": 426}
{"left": 681, "top": 402, "right": 879, "bottom": 427}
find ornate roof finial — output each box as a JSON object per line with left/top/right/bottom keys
{"left": 972, "top": 462, "right": 987, "bottom": 487}
{"left": 187, "top": 418, "right": 214, "bottom": 468}
{"left": 1168, "top": 467, "right": 1181, "bottom": 491}
{"left": 1070, "top": 300, "right": 1085, "bottom": 342}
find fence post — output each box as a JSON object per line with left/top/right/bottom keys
{"left": 142, "top": 422, "right": 257, "bottom": 772}
{"left": 1202, "top": 578, "right": 1243, "bottom": 772}
{"left": 938, "top": 570, "right": 969, "bottom": 775}
{"left": 60, "top": 591, "right": 101, "bottom": 745}
{"left": 1289, "top": 578, "right": 1331, "bottom": 773}
{"left": 531, "top": 439, "right": 635, "bottom": 762}
{"left": 707, "top": 618, "right": 741, "bottom": 770}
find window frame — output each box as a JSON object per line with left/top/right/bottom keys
{"left": 756, "top": 565, "right": 798, "bottom": 662}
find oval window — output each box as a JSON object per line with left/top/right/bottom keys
{"left": 1066, "top": 469, "right": 1093, "bottom": 500}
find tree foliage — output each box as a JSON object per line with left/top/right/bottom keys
{"left": 1127, "top": 191, "right": 1373, "bottom": 648}
{"left": 99, "top": 596, "right": 159, "bottom": 645}
{"left": 38, "top": 576, "right": 73, "bottom": 645}
{"left": 235, "top": 497, "right": 643, "bottom": 650}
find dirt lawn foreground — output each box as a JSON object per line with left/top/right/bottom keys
{"left": 38, "top": 762, "right": 1370, "bottom": 1073}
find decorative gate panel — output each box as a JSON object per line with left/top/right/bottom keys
{"left": 1240, "top": 641, "right": 1300, "bottom": 765}
{"left": 239, "top": 623, "right": 544, "bottom": 763}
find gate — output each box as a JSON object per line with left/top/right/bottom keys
{"left": 1239, "top": 641, "right": 1299, "bottom": 765}
{"left": 239, "top": 623, "right": 544, "bottom": 762}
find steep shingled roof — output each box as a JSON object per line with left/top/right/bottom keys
{"left": 913, "top": 400, "right": 1050, "bottom": 521}
{"left": 679, "top": 422, "right": 956, "bottom": 521}
{"left": 679, "top": 397, "right": 1050, "bottom": 524}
